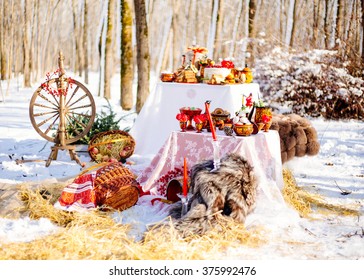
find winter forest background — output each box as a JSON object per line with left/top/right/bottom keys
{"left": 0, "top": 0, "right": 363, "bottom": 119}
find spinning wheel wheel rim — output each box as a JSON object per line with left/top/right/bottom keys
{"left": 29, "top": 78, "right": 96, "bottom": 144}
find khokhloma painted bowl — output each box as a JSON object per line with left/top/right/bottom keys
{"left": 233, "top": 123, "right": 253, "bottom": 136}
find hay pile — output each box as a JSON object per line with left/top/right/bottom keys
{"left": 0, "top": 186, "right": 266, "bottom": 260}
{"left": 1, "top": 169, "right": 360, "bottom": 260}
{"left": 282, "top": 169, "right": 361, "bottom": 218}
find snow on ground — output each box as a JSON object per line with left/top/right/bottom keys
{"left": 0, "top": 74, "right": 364, "bottom": 260}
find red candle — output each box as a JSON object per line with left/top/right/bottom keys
{"left": 205, "top": 101, "right": 217, "bottom": 141}
{"left": 183, "top": 157, "right": 188, "bottom": 196}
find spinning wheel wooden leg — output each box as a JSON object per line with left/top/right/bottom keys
{"left": 46, "top": 147, "right": 58, "bottom": 167}
{"left": 45, "top": 145, "right": 83, "bottom": 167}
{"left": 68, "top": 147, "right": 82, "bottom": 166}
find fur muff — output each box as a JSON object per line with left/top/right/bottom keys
{"left": 271, "top": 113, "right": 320, "bottom": 164}
{"left": 168, "top": 153, "right": 257, "bottom": 237}
{"left": 294, "top": 127, "right": 307, "bottom": 145}
{"left": 295, "top": 144, "right": 307, "bottom": 157}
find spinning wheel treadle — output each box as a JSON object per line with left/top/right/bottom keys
{"left": 29, "top": 51, "right": 96, "bottom": 167}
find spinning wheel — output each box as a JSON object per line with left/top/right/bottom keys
{"left": 29, "top": 52, "right": 96, "bottom": 167}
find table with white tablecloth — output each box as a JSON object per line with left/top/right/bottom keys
{"left": 129, "top": 82, "right": 261, "bottom": 156}
{"left": 136, "top": 129, "right": 285, "bottom": 208}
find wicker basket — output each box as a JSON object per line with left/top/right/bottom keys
{"left": 88, "top": 130, "right": 136, "bottom": 163}
{"left": 76, "top": 162, "right": 139, "bottom": 211}
{"left": 94, "top": 176, "right": 139, "bottom": 211}
{"left": 94, "top": 162, "right": 135, "bottom": 186}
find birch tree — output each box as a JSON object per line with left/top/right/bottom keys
{"left": 134, "top": 0, "right": 150, "bottom": 113}
{"left": 214, "top": 0, "right": 224, "bottom": 59}
{"left": 207, "top": 0, "right": 220, "bottom": 58}
{"left": 104, "top": 0, "right": 116, "bottom": 99}
{"left": 247, "top": 0, "right": 256, "bottom": 66}
{"left": 0, "top": 0, "right": 8, "bottom": 80}
{"left": 362, "top": 0, "right": 364, "bottom": 62}
{"left": 229, "top": 0, "right": 243, "bottom": 58}
{"left": 120, "top": 0, "right": 134, "bottom": 110}
{"left": 312, "top": 0, "right": 320, "bottom": 48}
{"left": 172, "top": 1, "right": 181, "bottom": 70}
{"left": 83, "top": 0, "right": 89, "bottom": 84}
{"left": 23, "top": 0, "right": 31, "bottom": 87}
{"left": 335, "top": 0, "right": 344, "bottom": 48}
{"left": 323, "top": 0, "right": 330, "bottom": 49}
{"left": 289, "top": 0, "right": 299, "bottom": 48}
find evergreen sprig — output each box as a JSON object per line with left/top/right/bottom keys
{"left": 66, "top": 99, "right": 130, "bottom": 144}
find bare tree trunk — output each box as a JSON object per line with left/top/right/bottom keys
{"left": 98, "top": 2, "right": 107, "bottom": 97}
{"left": 355, "top": 0, "right": 364, "bottom": 57}
{"left": 42, "top": 1, "right": 60, "bottom": 76}
{"left": 323, "top": 0, "right": 330, "bottom": 49}
{"left": 30, "top": 0, "right": 38, "bottom": 83}
{"left": 207, "top": 0, "right": 220, "bottom": 58}
{"left": 156, "top": 9, "right": 172, "bottom": 74}
{"left": 289, "top": 0, "right": 298, "bottom": 48}
{"left": 362, "top": 0, "right": 364, "bottom": 62}
{"left": 313, "top": 0, "right": 319, "bottom": 48}
{"left": 6, "top": 0, "right": 14, "bottom": 95}
{"left": 104, "top": 0, "right": 115, "bottom": 100}
{"left": 120, "top": 0, "right": 134, "bottom": 110}
{"left": 83, "top": 0, "right": 89, "bottom": 84}
{"left": 229, "top": 0, "right": 243, "bottom": 58}
{"left": 346, "top": 0, "right": 356, "bottom": 59}
{"left": 0, "top": 0, "right": 8, "bottom": 80}
{"left": 214, "top": 0, "right": 224, "bottom": 59}
{"left": 23, "top": 0, "right": 31, "bottom": 87}
{"left": 247, "top": 0, "right": 256, "bottom": 66}
{"left": 134, "top": 0, "right": 150, "bottom": 113}
{"left": 335, "top": 0, "right": 344, "bottom": 49}
{"left": 172, "top": 1, "right": 181, "bottom": 70}
{"left": 72, "top": 0, "right": 83, "bottom": 76}
{"left": 161, "top": 28, "right": 172, "bottom": 71}
{"left": 279, "top": 0, "right": 286, "bottom": 44}
{"left": 35, "top": 0, "right": 41, "bottom": 82}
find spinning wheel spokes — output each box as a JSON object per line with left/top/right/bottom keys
{"left": 29, "top": 78, "right": 96, "bottom": 144}
{"left": 28, "top": 51, "right": 96, "bottom": 167}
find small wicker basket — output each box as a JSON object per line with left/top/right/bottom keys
{"left": 94, "top": 162, "right": 139, "bottom": 211}
{"left": 88, "top": 130, "right": 136, "bottom": 163}
{"left": 94, "top": 176, "right": 139, "bottom": 211}
{"left": 77, "top": 162, "right": 140, "bottom": 211}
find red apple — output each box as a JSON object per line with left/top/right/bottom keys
{"left": 90, "top": 147, "right": 99, "bottom": 155}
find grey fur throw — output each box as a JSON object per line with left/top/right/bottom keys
{"left": 168, "top": 153, "right": 257, "bottom": 237}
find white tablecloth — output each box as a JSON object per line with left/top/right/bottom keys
{"left": 130, "top": 82, "right": 261, "bottom": 155}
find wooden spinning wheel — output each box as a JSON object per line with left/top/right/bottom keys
{"left": 29, "top": 52, "right": 96, "bottom": 167}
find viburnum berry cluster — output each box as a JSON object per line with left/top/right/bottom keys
{"left": 41, "top": 68, "right": 74, "bottom": 97}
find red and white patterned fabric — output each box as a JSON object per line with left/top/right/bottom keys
{"left": 55, "top": 173, "right": 97, "bottom": 211}
{"left": 137, "top": 129, "right": 285, "bottom": 206}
